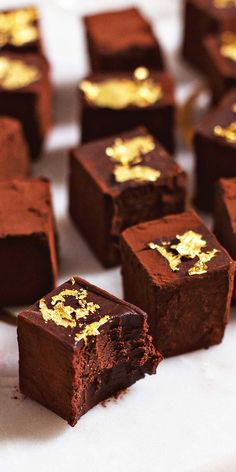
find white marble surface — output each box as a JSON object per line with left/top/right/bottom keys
{"left": 0, "top": 1, "right": 236, "bottom": 471}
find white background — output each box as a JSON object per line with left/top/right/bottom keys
{"left": 0, "top": 1, "right": 236, "bottom": 471}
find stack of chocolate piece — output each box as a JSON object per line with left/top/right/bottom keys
{"left": 1, "top": 3, "right": 236, "bottom": 428}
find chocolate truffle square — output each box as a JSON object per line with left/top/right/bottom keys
{"left": 84, "top": 7, "right": 164, "bottom": 73}
{"left": 69, "top": 127, "right": 186, "bottom": 267}
{"left": 0, "top": 52, "right": 51, "bottom": 159}
{"left": 204, "top": 32, "right": 236, "bottom": 104}
{"left": 0, "top": 178, "right": 58, "bottom": 306}
{"left": 193, "top": 89, "right": 236, "bottom": 211}
{"left": 121, "top": 210, "right": 234, "bottom": 357}
{"left": 18, "top": 276, "right": 162, "bottom": 426}
{"left": 79, "top": 67, "right": 175, "bottom": 154}
{"left": 182, "top": 0, "right": 236, "bottom": 74}
{"left": 214, "top": 177, "right": 236, "bottom": 298}
{"left": 0, "top": 116, "right": 29, "bottom": 180}
{"left": 0, "top": 7, "right": 43, "bottom": 55}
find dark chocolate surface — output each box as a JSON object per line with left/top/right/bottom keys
{"left": 0, "top": 116, "right": 29, "bottom": 180}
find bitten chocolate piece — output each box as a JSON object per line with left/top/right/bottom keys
{"left": 0, "top": 178, "right": 57, "bottom": 306}
{"left": 84, "top": 7, "right": 164, "bottom": 72}
{"left": 0, "top": 52, "right": 51, "bottom": 159}
{"left": 204, "top": 33, "right": 236, "bottom": 103}
{"left": 194, "top": 89, "right": 236, "bottom": 211}
{"left": 182, "top": 0, "right": 236, "bottom": 74}
{"left": 214, "top": 177, "right": 236, "bottom": 297}
{"left": 18, "top": 276, "right": 162, "bottom": 426}
{"left": 0, "top": 7, "right": 43, "bottom": 54}
{"left": 79, "top": 67, "right": 175, "bottom": 154}
{"left": 0, "top": 116, "right": 29, "bottom": 180}
{"left": 69, "top": 127, "right": 186, "bottom": 267}
{"left": 121, "top": 210, "right": 234, "bottom": 357}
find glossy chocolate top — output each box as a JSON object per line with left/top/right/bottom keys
{"left": 71, "top": 127, "right": 183, "bottom": 195}
{"left": 121, "top": 209, "right": 233, "bottom": 287}
{"left": 189, "top": 0, "right": 236, "bottom": 19}
{"left": 19, "top": 276, "right": 147, "bottom": 349}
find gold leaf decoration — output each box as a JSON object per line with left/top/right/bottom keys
{"left": 80, "top": 67, "right": 162, "bottom": 109}
{"left": 114, "top": 165, "right": 161, "bottom": 183}
{"left": 0, "top": 57, "right": 40, "bottom": 89}
{"left": 0, "top": 8, "right": 38, "bottom": 47}
{"left": 148, "top": 231, "right": 219, "bottom": 276}
{"left": 220, "top": 32, "right": 236, "bottom": 62}
{"left": 214, "top": 122, "right": 236, "bottom": 143}
{"left": 39, "top": 282, "right": 110, "bottom": 344}
{"left": 106, "top": 135, "right": 155, "bottom": 166}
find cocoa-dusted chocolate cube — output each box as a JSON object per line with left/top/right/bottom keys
{"left": 204, "top": 32, "right": 236, "bottom": 103}
{"left": 0, "top": 7, "right": 43, "bottom": 55}
{"left": 182, "top": 0, "right": 236, "bottom": 74}
{"left": 121, "top": 210, "right": 234, "bottom": 357}
{"left": 69, "top": 127, "right": 186, "bottom": 267}
{"left": 0, "top": 116, "right": 29, "bottom": 180}
{"left": 0, "top": 52, "right": 51, "bottom": 159}
{"left": 193, "top": 89, "right": 236, "bottom": 211}
{"left": 18, "top": 276, "right": 162, "bottom": 426}
{"left": 84, "top": 7, "right": 164, "bottom": 72}
{"left": 214, "top": 177, "right": 236, "bottom": 297}
{"left": 79, "top": 67, "right": 175, "bottom": 154}
{"left": 0, "top": 178, "right": 58, "bottom": 306}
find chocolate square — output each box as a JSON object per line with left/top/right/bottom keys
{"left": 18, "top": 276, "right": 162, "bottom": 426}
{"left": 214, "top": 177, "right": 236, "bottom": 297}
{"left": 0, "top": 178, "right": 58, "bottom": 305}
{"left": 182, "top": 0, "right": 236, "bottom": 74}
{"left": 79, "top": 68, "right": 175, "bottom": 154}
{"left": 84, "top": 7, "right": 164, "bottom": 72}
{"left": 0, "top": 116, "right": 29, "bottom": 180}
{"left": 0, "top": 7, "right": 43, "bottom": 55}
{"left": 0, "top": 52, "right": 51, "bottom": 159}
{"left": 204, "top": 33, "right": 236, "bottom": 103}
{"left": 121, "top": 210, "right": 234, "bottom": 357}
{"left": 193, "top": 88, "right": 236, "bottom": 211}
{"left": 69, "top": 127, "right": 186, "bottom": 267}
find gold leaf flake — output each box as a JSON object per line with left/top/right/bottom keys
{"left": 114, "top": 165, "right": 161, "bottom": 183}
{"left": 80, "top": 67, "right": 162, "bottom": 109}
{"left": 39, "top": 298, "right": 76, "bottom": 329}
{"left": 148, "top": 231, "right": 219, "bottom": 276}
{"left": 148, "top": 242, "right": 181, "bottom": 271}
{"left": 214, "top": 0, "right": 236, "bottom": 8}
{"left": 74, "top": 316, "right": 110, "bottom": 344}
{"left": 220, "top": 32, "right": 236, "bottom": 62}
{"left": 105, "top": 135, "right": 155, "bottom": 166}
{"left": 0, "top": 57, "right": 40, "bottom": 90}
{"left": 214, "top": 122, "right": 236, "bottom": 143}
{"left": 0, "top": 8, "right": 38, "bottom": 47}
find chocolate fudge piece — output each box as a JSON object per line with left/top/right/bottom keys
{"left": 69, "top": 127, "right": 186, "bottom": 267}
{"left": 18, "top": 276, "right": 162, "bottom": 426}
{"left": 0, "top": 116, "right": 29, "bottom": 180}
{"left": 182, "top": 0, "right": 236, "bottom": 74}
{"left": 0, "top": 7, "right": 43, "bottom": 55}
{"left": 84, "top": 7, "right": 164, "bottom": 72}
{"left": 194, "top": 89, "right": 236, "bottom": 211}
{"left": 214, "top": 177, "right": 236, "bottom": 297}
{"left": 0, "top": 52, "right": 51, "bottom": 159}
{"left": 204, "top": 32, "right": 236, "bottom": 103}
{"left": 79, "top": 67, "right": 175, "bottom": 154}
{"left": 121, "top": 210, "right": 234, "bottom": 357}
{"left": 0, "top": 178, "right": 58, "bottom": 306}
